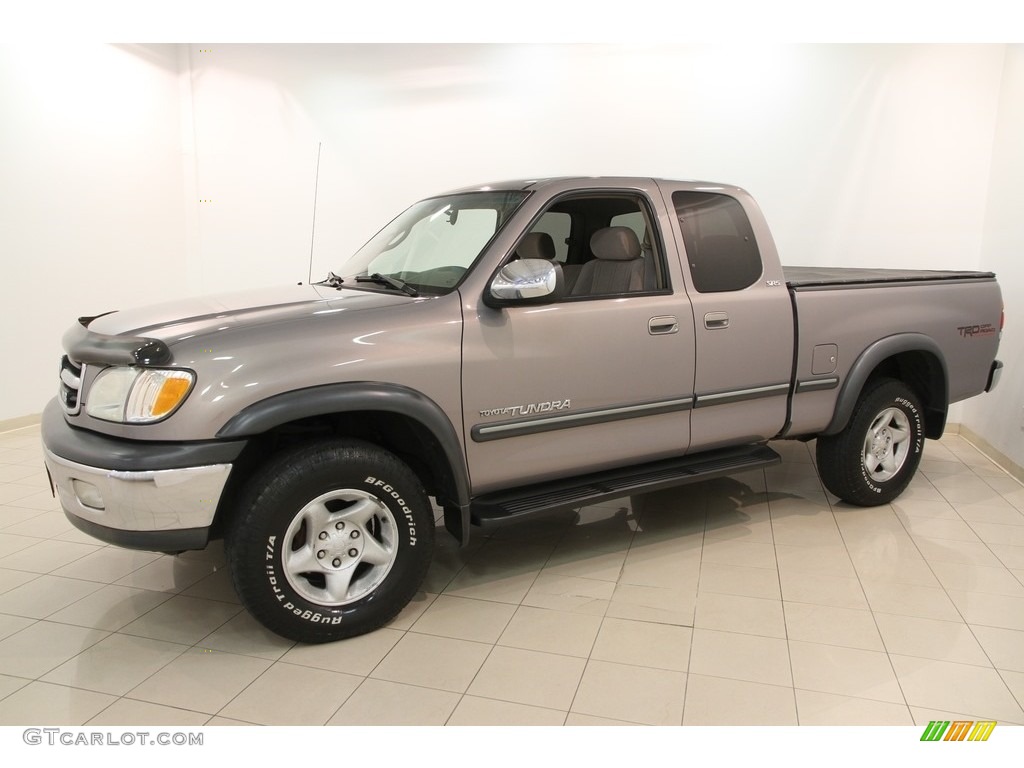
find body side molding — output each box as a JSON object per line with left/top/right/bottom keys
{"left": 471, "top": 397, "right": 693, "bottom": 442}
{"left": 693, "top": 382, "right": 790, "bottom": 408}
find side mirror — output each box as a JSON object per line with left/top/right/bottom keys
{"left": 485, "top": 259, "right": 565, "bottom": 308}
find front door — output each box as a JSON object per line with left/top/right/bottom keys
{"left": 461, "top": 189, "right": 696, "bottom": 495}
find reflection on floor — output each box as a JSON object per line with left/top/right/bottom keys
{"left": 1, "top": 425, "right": 1023, "bottom": 726}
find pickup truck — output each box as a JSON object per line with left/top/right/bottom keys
{"left": 41, "top": 177, "right": 1004, "bottom": 643}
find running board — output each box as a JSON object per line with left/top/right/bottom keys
{"left": 470, "top": 444, "right": 780, "bottom": 528}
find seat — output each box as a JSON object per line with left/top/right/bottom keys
{"left": 515, "top": 232, "right": 556, "bottom": 261}
{"left": 570, "top": 226, "right": 646, "bottom": 296}
{"left": 515, "top": 231, "right": 581, "bottom": 292}
{"left": 640, "top": 227, "right": 659, "bottom": 292}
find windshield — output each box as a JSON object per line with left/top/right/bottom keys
{"left": 337, "top": 190, "right": 529, "bottom": 295}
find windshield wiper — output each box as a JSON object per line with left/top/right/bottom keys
{"left": 355, "top": 273, "right": 419, "bottom": 297}
{"left": 312, "top": 271, "right": 345, "bottom": 289}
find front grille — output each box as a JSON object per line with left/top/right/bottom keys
{"left": 59, "top": 355, "right": 85, "bottom": 415}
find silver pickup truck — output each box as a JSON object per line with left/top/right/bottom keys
{"left": 42, "top": 177, "right": 1004, "bottom": 643}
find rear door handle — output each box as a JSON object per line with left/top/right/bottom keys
{"left": 649, "top": 316, "right": 678, "bottom": 335}
{"left": 704, "top": 312, "right": 730, "bottom": 329}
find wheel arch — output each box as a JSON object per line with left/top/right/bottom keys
{"left": 823, "top": 334, "right": 949, "bottom": 440}
{"left": 214, "top": 383, "right": 472, "bottom": 543}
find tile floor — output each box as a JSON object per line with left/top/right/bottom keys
{"left": 1, "top": 424, "right": 1023, "bottom": 726}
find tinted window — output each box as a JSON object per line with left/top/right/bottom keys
{"left": 673, "top": 192, "right": 762, "bottom": 293}
{"left": 531, "top": 212, "right": 571, "bottom": 262}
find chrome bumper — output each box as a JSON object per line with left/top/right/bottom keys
{"left": 44, "top": 448, "right": 231, "bottom": 537}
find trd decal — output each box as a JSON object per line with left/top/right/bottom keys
{"left": 958, "top": 324, "right": 996, "bottom": 338}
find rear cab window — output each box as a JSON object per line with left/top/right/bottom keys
{"left": 672, "top": 191, "right": 763, "bottom": 293}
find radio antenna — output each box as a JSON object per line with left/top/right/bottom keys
{"left": 307, "top": 141, "right": 322, "bottom": 284}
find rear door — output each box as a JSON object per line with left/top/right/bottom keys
{"left": 657, "top": 183, "right": 793, "bottom": 451}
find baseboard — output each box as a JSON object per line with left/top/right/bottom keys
{"left": 0, "top": 414, "right": 42, "bottom": 434}
{"left": 952, "top": 423, "right": 1024, "bottom": 486}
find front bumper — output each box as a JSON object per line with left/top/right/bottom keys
{"left": 41, "top": 399, "right": 245, "bottom": 551}
{"left": 44, "top": 448, "right": 230, "bottom": 551}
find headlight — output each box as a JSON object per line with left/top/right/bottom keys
{"left": 85, "top": 367, "right": 195, "bottom": 423}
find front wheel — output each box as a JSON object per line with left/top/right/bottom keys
{"left": 816, "top": 378, "right": 925, "bottom": 506}
{"left": 226, "top": 440, "right": 434, "bottom": 643}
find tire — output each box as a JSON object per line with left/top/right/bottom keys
{"left": 816, "top": 378, "right": 925, "bottom": 506}
{"left": 226, "top": 439, "right": 434, "bottom": 643}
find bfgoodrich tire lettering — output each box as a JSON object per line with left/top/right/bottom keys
{"left": 226, "top": 440, "right": 434, "bottom": 643}
{"left": 816, "top": 378, "right": 925, "bottom": 506}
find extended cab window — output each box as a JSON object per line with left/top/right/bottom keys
{"left": 673, "top": 192, "right": 762, "bottom": 293}
{"left": 515, "top": 195, "right": 666, "bottom": 297}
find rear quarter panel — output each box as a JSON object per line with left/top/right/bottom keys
{"left": 787, "top": 278, "right": 1002, "bottom": 436}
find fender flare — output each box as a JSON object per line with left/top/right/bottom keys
{"left": 823, "top": 333, "right": 949, "bottom": 437}
{"left": 217, "top": 382, "right": 472, "bottom": 540}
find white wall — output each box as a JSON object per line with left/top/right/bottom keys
{"left": 179, "top": 45, "right": 1006, "bottom": 285}
{"left": 962, "top": 44, "right": 1024, "bottom": 468}
{"left": 0, "top": 44, "right": 1015, "bottom": 445}
{"left": 0, "top": 44, "right": 187, "bottom": 421}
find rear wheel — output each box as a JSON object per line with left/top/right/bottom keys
{"left": 226, "top": 439, "right": 434, "bottom": 643}
{"left": 816, "top": 378, "right": 925, "bottom": 506}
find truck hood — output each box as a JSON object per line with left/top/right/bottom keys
{"left": 86, "top": 284, "right": 414, "bottom": 344}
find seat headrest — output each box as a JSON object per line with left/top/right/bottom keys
{"left": 516, "top": 232, "right": 556, "bottom": 261}
{"left": 591, "top": 227, "right": 642, "bottom": 261}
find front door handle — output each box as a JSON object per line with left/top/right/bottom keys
{"left": 704, "top": 312, "right": 730, "bottom": 329}
{"left": 649, "top": 316, "right": 678, "bottom": 335}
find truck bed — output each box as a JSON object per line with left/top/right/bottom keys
{"left": 784, "top": 266, "right": 996, "bottom": 289}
